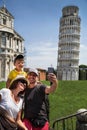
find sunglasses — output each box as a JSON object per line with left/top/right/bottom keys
{"left": 18, "top": 82, "right": 27, "bottom": 88}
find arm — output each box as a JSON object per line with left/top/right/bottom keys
{"left": 0, "top": 94, "right": 16, "bottom": 123}
{"left": 6, "top": 70, "right": 13, "bottom": 88}
{"left": 16, "top": 110, "right": 28, "bottom": 130}
{"left": 6, "top": 78, "right": 11, "bottom": 88}
{"left": 45, "top": 73, "right": 58, "bottom": 94}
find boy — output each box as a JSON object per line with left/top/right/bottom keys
{"left": 6, "top": 54, "right": 27, "bottom": 88}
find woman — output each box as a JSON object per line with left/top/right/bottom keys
{"left": 0, "top": 76, "right": 28, "bottom": 130}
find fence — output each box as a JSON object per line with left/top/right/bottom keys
{"left": 52, "top": 110, "right": 87, "bottom": 130}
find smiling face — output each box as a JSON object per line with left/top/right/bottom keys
{"left": 9, "top": 78, "right": 28, "bottom": 90}
{"left": 17, "top": 81, "right": 27, "bottom": 91}
{"left": 27, "top": 72, "right": 37, "bottom": 84}
{"left": 14, "top": 59, "right": 24, "bottom": 71}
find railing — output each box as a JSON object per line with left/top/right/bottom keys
{"left": 52, "top": 110, "right": 87, "bottom": 130}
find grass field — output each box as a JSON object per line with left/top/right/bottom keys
{"left": 0, "top": 80, "right": 87, "bottom": 127}
{"left": 0, "top": 81, "right": 6, "bottom": 89}
{"left": 48, "top": 80, "right": 87, "bottom": 126}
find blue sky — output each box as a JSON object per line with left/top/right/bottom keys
{"left": 0, "top": 0, "right": 87, "bottom": 70}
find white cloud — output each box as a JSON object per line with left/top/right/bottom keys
{"left": 26, "top": 42, "right": 87, "bottom": 70}
{"left": 26, "top": 41, "right": 57, "bottom": 70}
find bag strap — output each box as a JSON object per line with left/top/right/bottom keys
{"left": 0, "top": 106, "right": 14, "bottom": 122}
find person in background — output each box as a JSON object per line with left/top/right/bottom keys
{"left": 6, "top": 54, "right": 27, "bottom": 88}
{"left": 0, "top": 76, "right": 28, "bottom": 130}
{"left": 23, "top": 68, "right": 58, "bottom": 130}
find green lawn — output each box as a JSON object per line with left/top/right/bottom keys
{"left": 1, "top": 80, "right": 87, "bottom": 127}
{"left": 48, "top": 80, "right": 87, "bottom": 126}
{"left": 0, "top": 81, "right": 6, "bottom": 89}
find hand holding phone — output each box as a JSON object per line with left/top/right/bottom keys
{"left": 48, "top": 67, "right": 54, "bottom": 85}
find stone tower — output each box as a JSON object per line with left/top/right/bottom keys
{"left": 57, "top": 6, "right": 81, "bottom": 80}
{"left": 0, "top": 6, "right": 24, "bottom": 81}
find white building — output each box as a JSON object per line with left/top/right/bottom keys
{"left": 0, "top": 6, "right": 24, "bottom": 81}
{"left": 57, "top": 6, "right": 81, "bottom": 80}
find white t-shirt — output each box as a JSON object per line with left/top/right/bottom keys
{"left": 0, "top": 88, "right": 23, "bottom": 119}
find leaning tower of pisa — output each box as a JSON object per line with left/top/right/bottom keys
{"left": 57, "top": 5, "right": 81, "bottom": 80}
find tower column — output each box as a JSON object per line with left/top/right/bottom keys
{"left": 57, "top": 6, "right": 81, "bottom": 80}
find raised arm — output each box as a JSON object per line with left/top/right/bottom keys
{"left": 45, "top": 73, "right": 58, "bottom": 94}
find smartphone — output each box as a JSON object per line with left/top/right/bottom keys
{"left": 48, "top": 67, "right": 54, "bottom": 85}
{"left": 48, "top": 67, "right": 54, "bottom": 74}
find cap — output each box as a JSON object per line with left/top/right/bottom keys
{"left": 28, "top": 68, "right": 38, "bottom": 76}
{"left": 10, "top": 75, "right": 28, "bottom": 86}
{"left": 14, "top": 54, "right": 24, "bottom": 63}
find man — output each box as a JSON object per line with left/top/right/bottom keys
{"left": 23, "top": 68, "right": 58, "bottom": 130}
